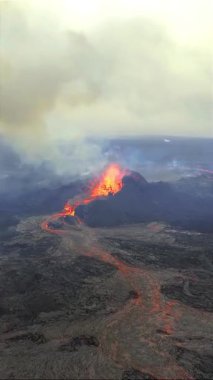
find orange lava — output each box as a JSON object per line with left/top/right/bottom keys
{"left": 72, "top": 163, "right": 126, "bottom": 215}
{"left": 64, "top": 202, "right": 75, "bottom": 216}
{"left": 91, "top": 163, "right": 126, "bottom": 198}
{"left": 41, "top": 163, "right": 126, "bottom": 234}
{"left": 65, "top": 163, "right": 126, "bottom": 217}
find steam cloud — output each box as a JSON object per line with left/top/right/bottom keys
{"left": 0, "top": 1, "right": 212, "bottom": 175}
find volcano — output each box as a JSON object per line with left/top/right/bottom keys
{"left": 65, "top": 163, "right": 128, "bottom": 216}
{"left": 74, "top": 169, "right": 213, "bottom": 232}
{"left": 42, "top": 164, "right": 213, "bottom": 234}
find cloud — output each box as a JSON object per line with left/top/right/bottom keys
{"left": 0, "top": 1, "right": 212, "bottom": 175}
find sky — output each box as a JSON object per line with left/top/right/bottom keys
{"left": 0, "top": 0, "right": 212, "bottom": 173}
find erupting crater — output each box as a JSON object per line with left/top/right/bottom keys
{"left": 41, "top": 163, "right": 127, "bottom": 233}
{"left": 90, "top": 163, "right": 126, "bottom": 198}
{"left": 66, "top": 163, "right": 127, "bottom": 217}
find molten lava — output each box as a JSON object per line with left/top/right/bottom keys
{"left": 41, "top": 163, "right": 126, "bottom": 234}
{"left": 64, "top": 163, "right": 126, "bottom": 218}
{"left": 64, "top": 202, "right": 75, "bottom": 216}
{"left": 91, "top": 163, "right": 125, "bottom": 198}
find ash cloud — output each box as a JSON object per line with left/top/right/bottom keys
{"left": 0, "top": 1, "right": 212, "bottom": 175}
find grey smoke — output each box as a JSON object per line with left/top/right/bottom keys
{"left": 0, "top": 1, "right": 212, "bottom": 176}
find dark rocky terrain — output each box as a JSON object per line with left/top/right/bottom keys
{"left": 0, "top": 216, "right": 212, "bottom": 379}
{"left": 0, "top": 136, "right": 213, "bottom": 379}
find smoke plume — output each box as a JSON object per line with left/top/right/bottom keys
{"left": 0, "top": 0, "right": 212, "bottom": 175}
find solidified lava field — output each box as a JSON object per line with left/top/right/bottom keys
{"left": 0, "top": 218, "right": 212, "bottom": 379}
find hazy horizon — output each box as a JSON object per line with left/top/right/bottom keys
{"left": 1, "top": 0, "right": 212, "bottom": 174}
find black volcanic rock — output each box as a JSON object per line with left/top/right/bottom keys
{"left": 122, "top": 368, "right": 156, "bottom": 380}
{"left": 122, "top": 170, "right": 148, "bottom": 188}
{"left": 108, "top": 239, "right": 206, "bottom": 270}
{"left": 59, "top": 335, "right": 99, "bottom": 352}
{"left": 8, "top": 332, "right": 47, "bottom": 344}
{"left": 161, "top": 271, "right": 213, "bottom": 312}
{"left": 75, "top": 173, "right": 213, "bottom": 232}
{"left": 171, "top": 346, "right": 213, "bottom": 379}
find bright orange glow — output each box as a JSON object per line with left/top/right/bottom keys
{"left": 63, "top": 163, "right": 126, "bottom": 218}
{"left": 41, "top": 163, "right": 126, "bottom": 233}
{"left": 91, "top": 163, "right": 125, "bottom": 198}
{"left": 64, "top": 202, "right": 75, "bottom": 216}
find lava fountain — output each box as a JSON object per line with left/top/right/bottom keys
{"left": 91, "top": 163, "right": 125, "bottom": 198}
{"left": 62, "top": 163, "right": 126, "bottom": 218}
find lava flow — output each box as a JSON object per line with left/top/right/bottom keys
{"left": 41, "top": 163, "right": 193, "bottom": 379}
{"left": 41, "top": 163, "right": 126, "bottom": 233}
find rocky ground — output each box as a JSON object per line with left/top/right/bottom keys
{"left": 0, "top": 218, "right": 212, "bottom": 379}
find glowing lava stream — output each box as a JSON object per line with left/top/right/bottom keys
{"left": 84, "top": 243, "right": 192, "bottom": 380}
